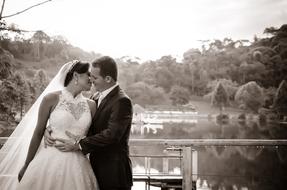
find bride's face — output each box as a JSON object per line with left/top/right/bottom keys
{"left": 76, "top": 71, "right": 92, "bottom": 91}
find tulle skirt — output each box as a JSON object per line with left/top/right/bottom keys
{"left": 16, "top": 144, "right": 99, "bottom": 190}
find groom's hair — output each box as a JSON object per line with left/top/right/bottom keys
{"left": 92, "top": 56, "right": 118, "bottom": 82}
{"left": 64, "top": 61, "right": 90, "bottom": 87}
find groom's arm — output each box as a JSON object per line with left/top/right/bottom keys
{"left": 79, "top": 97, "right": 133, "bottom": 154}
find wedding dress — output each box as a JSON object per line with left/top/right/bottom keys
{"left": 17, "top": 89, "right": 99, "bottom": 190}
{"left": 0, "top": 61, "right": 99, "bottom": 190}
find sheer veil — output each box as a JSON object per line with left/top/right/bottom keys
{"left": 0, "top": 61, "right": 76, "bottom": 189}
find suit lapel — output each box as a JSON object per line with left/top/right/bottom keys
{"left": 92, "top": 86, "right": 120, "bottom": 122}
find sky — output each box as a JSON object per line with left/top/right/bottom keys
{"left": 2, "top": 0, "right": 287, "bottom": 61}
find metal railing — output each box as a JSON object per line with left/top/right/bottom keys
{"left": 129, "top": 139, "right": 287, "bottom": 190}
{"left": 2, "top": 138, "right": 287, "bottom": 189}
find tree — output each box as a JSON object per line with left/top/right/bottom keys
{"left": 0, "top": 47, "right": 14, "bottom": 79}
{"left": 31, "top": 30, "right": 51, "bottom": 60}
{"left": 211, "top": 82, "right": 229, "bottom": 114}
{"left": 10, "top": 72, "right": 31, "bottom": 119}
{"left": 183, "top": 48, "right": 201, "bottom": 94}
{"left": 249, "top": 24, "right": 287, "bottom": 87}
{"left": 207, "top": 79, "right": 239, "bottom": 101}
{"left": 117, "top": 58, "right": 138, "bottom": 90}
{"left": 32, "top": 69, "right": 49, "bottom": 99}
{"left": 0, "top": 0, "right": 53, "bottom": 32}
{"left": 0, "top": 79, "right": 18, "bottom": 122}
{"left": 45, "top": 35, "right": 68, "bottom": 58}
{"left": 125, "top": 82, "right": 169, "bottom": 106}
{"left": 136, "top": 61, "right": 157, "bottom": 85}
{"left": 235, "top": 81, "right": 264, "bottom": 113}
{"left": 154, "top": 67, "right": 174, "bottom": 92}
{"left": 169, "top": 85, "right": 190, "bottom": 105}
{"left": 271, "top": 80, "right": 287, "bottom": 118}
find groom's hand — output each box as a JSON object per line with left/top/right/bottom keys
{"left": 44, "top": 126, "right": 56, "bottom": 148}
{"left": 54, "top": 131, "right": 80, "bottom": 152}
{"left": 54, "top": 139, "right": 79, "bottom": 152}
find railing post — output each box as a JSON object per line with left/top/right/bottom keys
{"left": 182, "top": 147, "right": 192, "bottom": 190}
{"left": 182, "top": 147, "right": 197, "bottom": 190}
{"left": 163, "top": 157, "right": 169, "bottom": 174}
{"left": 192, "top": 149, "right": 198, "bottom": 190}
{"left": 144, "top": 157, "right": 151, "bottom": 174}
{"left": 144, "top": 157, "right": 151, "bottom": 190}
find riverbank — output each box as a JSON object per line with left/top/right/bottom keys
{"left": 189, "top": 99, "right": 242, "bottom": 116}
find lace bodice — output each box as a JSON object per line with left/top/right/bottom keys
{"left": 49, "top": 89, "right": 92, "bottom": 140}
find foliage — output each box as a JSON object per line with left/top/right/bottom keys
{"left": 169, "top": 85, "right": 190, "bottom": 105}
{"left": 10, "top": 72, "right": 31, "bottom": 119}
{"left": 261, "top": 86, "right": 276, "bottom": 108}
{"left": 125, "top": 82, "right": 169, "bottom": 106}
{"left": 1, "top": 29, "right": 96, "bottom": 63}
{"left": 238, "top": 113, "right": 246, "bottom": 120}
{"left": 211, "top": 82, "right": 229, "bottom": 113}
{"left": 117, "top": 59, "right": 138, "bottom": 90}
{"left": 253, "top": 24, "right": 287, "bottom": 87}
{"left": 32, "top": 69, "right": 49, "bottom": 99}
{"left": 0, "top": 66, "right": 32, "bottom": 122}
{"left": 1, "top": 24, "right": 287, "bottom": 111}
{"left": 0, "top": 79, "right": 18, "bottom": 121}
{"left": 271, "top": 80, "right": 287, "bottom": 114}
{"left": 207, "top": 79, "right": 239, "bottom": 101}
{"left": 216, "top": 114, "right": 229, "bottom": 125}
{"left": 0, "top": 47, "right": 14, "bottom": 79}
{"left": 235, "top": 81, "right": 264, "bottom": 113}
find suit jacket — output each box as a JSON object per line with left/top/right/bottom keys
{"left": 79, "top": 86, "right": 133, "bottom": 189}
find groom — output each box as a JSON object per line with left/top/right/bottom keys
{"left": 45, "top": 56, "right": 133, "bottom": 190}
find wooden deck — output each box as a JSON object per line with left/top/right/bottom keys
{"left": 133, "top": 174, "right": 182, "bottom": 189}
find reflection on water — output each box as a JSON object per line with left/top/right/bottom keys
{"left": 130, "top": 119, "right": 287, "bottom": 190}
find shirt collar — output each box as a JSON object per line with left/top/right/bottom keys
{"left": 100, "top": 83, "right": 118, "bottom": 100}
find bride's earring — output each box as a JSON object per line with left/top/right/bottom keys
{"left": 73, "top": 73, "right": 78, "bottom": 85}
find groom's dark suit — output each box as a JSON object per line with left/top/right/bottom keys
{"left": 79, "top": 86, "right": 133, "bottom": 190}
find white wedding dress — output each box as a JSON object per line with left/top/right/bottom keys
{"left": 16, "top": 89, "right": 99, "bottom": 190}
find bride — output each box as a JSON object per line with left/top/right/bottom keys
{"left": 0, "top": 60, "right": 99, "bottom": 189}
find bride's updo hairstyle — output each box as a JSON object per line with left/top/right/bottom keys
{"left": 64, "top": 60, "right": 90, "bottom": 87}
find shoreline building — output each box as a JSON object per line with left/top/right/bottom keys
{"left": 132, "top": 104, "right": 198, "bottom": 135}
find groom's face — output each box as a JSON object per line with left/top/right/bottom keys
{"left": 90, "top": 67, "right": 109, "bottom": 92}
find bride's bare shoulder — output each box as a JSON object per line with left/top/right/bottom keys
{"left": 42, "top": 91, "right": 61, "bottom": 104}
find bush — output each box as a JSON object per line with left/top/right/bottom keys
{"left": 267, "top": 113, "right": 279, "bottom": 121}
{"left": 211, "top": 82, "right": 229, "bottom": 112}
{"left": 207, "top": 78, "right": 239, "bottom": 101}
{"left": 235, "top": 81, "right": 264, "bottom": 113}
{"left": 216, "top": 114, "right": 229, "bottom": 125}
{"left": 258, "top": 114, "right": 267, "bottom": 123}
{"left": 238, "top": 113, "right": 246, "bottom": 120}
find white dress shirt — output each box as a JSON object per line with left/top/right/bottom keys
{"left": 98, "top": 83, "right": 118, "bottom": 107}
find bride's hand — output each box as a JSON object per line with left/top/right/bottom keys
{"left": 18, "top": 164, "right": 28, "bottom": 182}
{"left": 44, "top": 126, "right": 56, "bottom": 148}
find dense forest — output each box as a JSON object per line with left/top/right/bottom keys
{"left": 1, "top": 24, "right": 287, "bottom": 123}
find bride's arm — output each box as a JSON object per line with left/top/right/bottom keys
{"left": 18, "top": 93, "right": 58, "bottom": 181}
